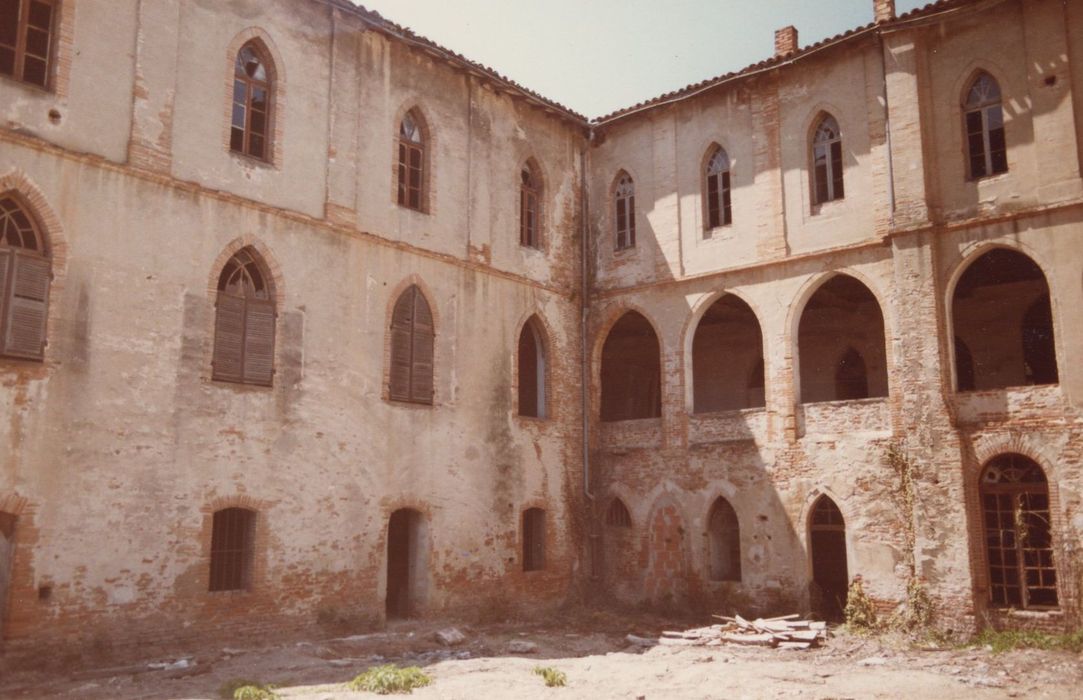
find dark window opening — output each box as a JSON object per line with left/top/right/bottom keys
{"left": 231, "top": 41, "right": 273, "bottom": 161}
{"left": 209, "top": 507, "right": 255, "bottom": 592}
{"left": 812, "top": 114, "right": 844, "bottom": 205}
{"left": 600, "top": 311, "right": 661, "bottom": 421}
{"left": 705, "top": 147, "right": 732, "bottom": 231}
{"left": 397, "top": 111, "right": 425, "bottom": 211}
{"left": 0, "top": 0, "right": 55, "bottom": 88}
{"left": 707, "top": 497, "right": 741, "bottom": 582}
{"left": 809, "top": 496, "right": 848, "bottom": 620}
{"left": 386, "top": 508, "right": 424, "bottom": 618}
{"left": 798, "top": 275, "right": 887, "bottom": 403}
{"left": 0, "top": 510, "right": 14, "bottom": 637}
{"left": 212, "top": 248, "right": 276, "bottom": 386}
{"left": 980, "top": 454, "right": 1058, "bottom": 609}
{"left": 522, "top": 508, "right": 546, "bottom": 572}
{"left": 952, "top": 249, "right": 1057, "bottom": 391}
{"left": 605, "top": 498, "right": 632, "bottom": 528}
{"left": 520, "top": 164, "right": 541, "bottom": 248}
{"left": 389, "top": 284, "right": 434, "bottom": 404}
{"left": 964, "top": 72, "right": 1008, "bottom": 179}
{"left": 614, "top": 173, "right": 636, "bottom": 250}
{"left": 692, "top": 294, "right": 765, "bottom": 413}
{"left": 517, "top": 317, "right": 546, "bottom": 418}
{"left": 0, "top": 195, "right": 50, "bottom": 362}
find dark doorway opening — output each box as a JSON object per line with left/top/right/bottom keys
{"left": 809, "top": 496, "right": 848, "bottom": 620}
{"left": 386, "top": 508, "right": 425, "bottom": 619}
{"left": 0, "top": 511, "right": 14, "bottom": 638}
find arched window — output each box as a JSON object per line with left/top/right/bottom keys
{"left": 397, "top": 110, "right": 425, "bottom": 211}
{"left": 614, "top": 172, "right": 636, "bottom": 250}
{"left": 980, "top": 454, "right": 1057, "bottom": 609}
{"left": 798, "top": 275, "right": 887, "bottom": 403}
{"left": 707, "top": 497, "right": 741, "bottom": 582}
{"left": 605, "top": 498, "right": 632, "bottom": 528}
{"left": 1, "top": 0, "right": 56, "bottom": 88}
{"left": 691, "top": 294, "right": 765, "bottom": 413}
{"left": 520, "top": 162, "right": 541, "bottom": 248}
{"left": 517, "top": 316, "right": 546, "bottom": 418}
{"left": 209, "top": 507, "right": 256, "bottom": 592}
{"left": 212, "top": 248, "right": 275, "bottom": 386}
{"left": 230, "top": 41, "right": 273, "bottom": 160}
{"left": 389, "top": 284, "right": 434, "bottom": 404}
{"left": 964, "top": 72, "right": 1007, "bottom": 179}
{"left": 0, "top": 195, "right": 50, "bottom": 361}
{"left": 600, "top": 311, "right": 661, "bottom": 421}
{"left": 522, "top": 508, "right": 546, "bottom": 571}
{"left": 952, "top": 249, "right": 1057, "bottom": 390}
{"left": 811, "top": 114, "right": 844, "bottom": 205}
{"left": 704, "top": 147, "right": 732, "bottom": 230}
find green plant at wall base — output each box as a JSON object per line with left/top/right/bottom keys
{"left": 844, "top": 576, "right": 879, "bottom": 631}
{"left": 973, "top": 628, "right": 1083, "bottom": 653}
{"left": 348, "top": 664, "right": 432, "bottom": 695}
{"left": 533, "top": 666, "right": 568, "bottom": 687}
{"left": 219, "top": 680, "right": 279, "bottom": 700}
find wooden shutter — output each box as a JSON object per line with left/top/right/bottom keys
{"left": 2, "top": 251, "right": 50, "bottom": 360}
{"left": 212, "top": 292, "right": 245, "bottom": 382}
{"left": 0, "top": 249, "right": 9, "bottom": 350}
{"left": 389, "top": 289, "right": 414, "bottom": 401}
{"left": 410, "top": 289, "right": 434, "bottom": 404}
{"left": 242, "top": 298, "right": 276, "bottom": 386}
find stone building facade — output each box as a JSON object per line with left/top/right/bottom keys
{"left": 0, "top": 0, "right": 1081, "bottom": 664}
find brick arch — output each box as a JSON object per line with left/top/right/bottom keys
{"left": 951, "top": 60, "right": 1012, "bottom": 111}
{"left": 0, "top": 169, "right": 68, "bottom": 272}
{"left": 223, "top": 28, "right": 287, "bottom": 167}
{"left": 207, "top": 236, "right": 285, "bottom": 306}
{"left": 681, "top": 288, "right": 768, "bottom": 412}
{"left": 382, "top": 276, "right": 440, "bottom": 404}
{"left": 204, "top": 493, "right": 273, "bottom": 514}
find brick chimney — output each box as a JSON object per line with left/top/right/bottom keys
{"left": 874, "top": 0, "right": 896, "bottom": 23}
{"left": 774, "top": 26, "right": 799, "bottom": 58}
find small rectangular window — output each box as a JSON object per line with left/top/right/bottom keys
{"left": 209, "top": 508, "right": 255, "bottom": 592}
{"left": 522, "top": 508, "right": 546, "bottom": 571}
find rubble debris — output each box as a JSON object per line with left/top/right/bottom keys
{"left": 651, "top": 614, "right": 830, "bottom": 650}
{"left": 508, "top": 640, "right": 539, "bottom": 654}
{"left": 434, "top": 627, "right": 466, "bottom": 646}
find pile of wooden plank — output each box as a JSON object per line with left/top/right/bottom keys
{"left": 658, "top": 613, "right": 828, "bottom": 650}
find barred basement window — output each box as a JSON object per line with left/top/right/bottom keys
{"left": 209, "top": 507, "right": 255, "bottom": 592}
{"left": 397, "top": 110, "right": 426, "bottom": 211}
{"left": 704, "top": 146, "right": 732, "bottom": 230}
{"left": 389, "top": 284, "right": 434, "bottom": 404}
{"left": 212, "top": 248, "right": 276, "bottom": 386}
{"left": 0, "top": 0, "right": 56, "bottom": 88}
{"left": 522, "top": 508, "right": 546, "bottom": 571}
{"left": 707, "top": 497, "right": 741, "bottom": 582}
{"left": 811, "top": 114, "right": 844, "bottom": 205}
{"left": 964, "top": 71, "right": 1007, "bottom": 179}
{"left": 980, "top": 454, "right": 1058, "bottom": 609}
{"left": 605, "top": 498, "right": 632, "bottom": 528}
{"left": 520, "top": 162, "right": 541, "bottom": 249}
{"left": 230, "top": 40, "right": 274, "bottom": 161}
{"left": 0, "top": 195, "right": 50, "bottom": 362}
{"left": 613, "top": 172, "right": 636, "bottom": 250}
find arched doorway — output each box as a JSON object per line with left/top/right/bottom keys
{"left": 809, "top": 496, "right": 848, "bottom": 620}
{"left": 386, "top": 508, "right": 426, "bottom": 619}
{"left": 0, "top": 511, "right": 14, "bottom": 638}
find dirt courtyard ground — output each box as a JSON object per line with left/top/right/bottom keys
{"left": 2, "top": 612, "right": 1081, "bottom": 699}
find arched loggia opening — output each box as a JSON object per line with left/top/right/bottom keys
{"left": 798, "top": 275, "right": 888, "bottom": 403}
{"left": 692, "top": 295, "right": 765, "bottom": 413}
{"left": 600, "top": 311, "right": 661, "bottom": 421}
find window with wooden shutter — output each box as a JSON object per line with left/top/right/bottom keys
{"left": 0, "top": 195, "right": 50, "bottom": 362}
{"left": 212, "top": 248, "right": 276, "bottom": 386}
{"left": 389, "top": 284, "right": 434, "bottom": 404}
{"left": 209, "top": 507, "right": 255, "bottom": 592}
{"left": 0, "top": 0, "right": 57, "bottom": 89}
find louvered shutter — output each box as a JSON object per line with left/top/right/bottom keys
{"left": 3, "top": 251, "right": 50, "bottom": 360}
{"left": 0, "top": 250, "right": 9, "bottom": 349}
{"left": 410, "top": 290, "right": 434, "bottom": 404}
{"left": 242, "top": 298, "right": 276, "bottom": 386}
{"left": 389, "top": 289, "right": 414, "bottom": 401}
{"left": 212, "top": 292, "right": 245, "bottom": 382}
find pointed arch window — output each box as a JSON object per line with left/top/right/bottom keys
{"left": 605, "top": 498, "right": 632, "bottom": 528}
{"left": 0, "top": 195, "right": 50, "bottom": 361}
{"left": 707, "top": 497, "right": 741, "bottom": 581}
{"left": 0, "top": 0, "right": 56, "bottom": 88}
{"left": 389, "top": 284, "right": 434, "bottom": 404}
{"left": 398, "top": 111, "right": 425, "bottom": 211}
{"left": 614, "top": 173, "right": 636, "bottom": 250}
{"left": 212, "top": 248, "right": 276, "bottom": 386}
{"left": 811, "top": 114, "right": 844, "bottom": 205}
{"left": 520, "top": 163, "right": 541, "bottom": 248}
{"left": 230, "top": 41, "right": 273, "bottom": 161}
{"left": 964, "top": 72, "right": 1007, "bottom": 179}
{"left": 705, "top": 147, "right": 732, "bottom": 230}
{"left": 517, "top": 317, "right": 546, "bottom": 418}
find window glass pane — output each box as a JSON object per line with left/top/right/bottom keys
{"left": 409, "top": 167, "right": 421, "bottom": 189}
{"left": 409, "top": 147, "right": 422, "bottom": 169}
{"left": 249, "top": 110, "right": 266, "bottom": 136}
{"left": 25, "top": 26, "right": 48, "bottom": 57}
{"left": 251, "top": 87, "right": 267, "bottom": 112}
{"left": 28, "top": 0, "right": 52, "bottom": 30}
{"left": 23, "top": 56, "right": 46, "bottom": 86}
{"left": 0, "top": 0, "right": 18, "bottom": 46}
{"left": 230, "top": 127, "right": 244, "bottom": 152}
{"left": 0, "top": 47, "right": 14, "bottom": 76}
{"left": 409, "top": 188, "right": 420, "bottom": 210}
{"left": 248, "top": 134, "right": 264, "bottom": 159}
{"left": 231, "top": 103, "right": 246, "bottom": 130}
{"left": 985, "top": 105, "right": 1003, "bottom": 130}
{"left": 815, "top": 164, "right": 828, "bottom": 203}
{"left": 233, "top": 80, "right": 246, "bottom": 103}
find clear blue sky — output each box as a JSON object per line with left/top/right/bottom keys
{"left": 351, "top": 0, "right": 929, "bottom": 117}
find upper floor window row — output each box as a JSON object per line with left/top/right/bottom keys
{"left": 0, "top": 0, "right": 55, "bottom": 88}
{"left": 964, "top": 71, "right": 1007, "bottom": 179}
{"left": 230, "top": 41, "right": 274, "bottom": 161}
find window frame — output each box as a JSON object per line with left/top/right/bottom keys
{"left": 963, "top": 71, "right": 1008, "bottom": 180}
{"left": 519, "top": 163, "right": 541, "bottom": 249}
{"left": 613, "top": 172, "right": 636, "bottom": 251}
{"left": 397, "top": 110, "right": 427, "bottom": 212}
{"left": 810, "top": 114, "right": 844, "bottom": 206}
{"left": 0, "top": 0, "right": 58, "bottom": 90}
{"left": 211, "top": 248, "right": 277, "bottom": 387}
{"left": 388, "top": 284, "right": 435, "bottom": 405}
{"left": 208, "top": 507, "right": 256, "bottom": 592}
{"left": 0, "top": 194, "right": 51, "bottom": 363}
{"left": 229, "top": 40, "right": 274, "bottom": 163}
{"left": 703, "top": 146, "right": 732, "bottom": 232}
